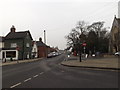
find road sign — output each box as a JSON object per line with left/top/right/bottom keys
{"left": 82, "top": 43, "right": 86, "bottom": 46}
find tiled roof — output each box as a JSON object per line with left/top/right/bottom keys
{"left": 0, "top": 36, "right": 5, "bottom": 42}
{"left": 5, "top": 31, "right": 33, "bottom": 40}
{"left": 117, "top": 18, "right": 120, "bottom": 22}
{"left": 36, "top": 41, "right": 47, "bottom": 47}
{"left": 117, "top": 18, "right": 120, "bottom": 27}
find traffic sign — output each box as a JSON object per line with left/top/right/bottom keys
{"left": 82, "top": 43, "right": 86, "bottom": 46}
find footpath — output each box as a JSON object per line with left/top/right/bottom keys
{"left": 0, "top": 55, "right": 120, "bottom": 71}
{"left": 61, "top": 55, "right": 120, "bottom": 71}
{"left": 0, "top": 58, "right": 42, "bottom": 66}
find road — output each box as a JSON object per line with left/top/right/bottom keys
{"left": 2, "top": 54, "right": 119, "bottom": 88}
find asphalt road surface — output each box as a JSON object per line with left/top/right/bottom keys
{"left": 2, "top": 54, "right": 119, "bottom": 88}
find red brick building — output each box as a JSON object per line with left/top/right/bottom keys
{"left": 36, "top": 38, "right": 48, "bottom": 58}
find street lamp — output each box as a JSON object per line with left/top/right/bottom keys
{"left": 76, "top": 37, "right": 82, "bottom": 62}
{"left": 79, "top": 40, "right": 82, "bottom": 62}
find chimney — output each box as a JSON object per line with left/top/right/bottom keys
{"left": 10, "top": 25, "right": 16, "bottom": 33}
{"left": 39, "top": 37, "right": 42, "bottom": 42}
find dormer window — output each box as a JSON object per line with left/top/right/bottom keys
{"left": 26, "top": 43, "right": 30, "bottom": 47}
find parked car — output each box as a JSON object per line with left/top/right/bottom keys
{"left": 47, "top": 53, "right": 53, "bottom": 58}
{"left": 114, "top": 51, "right": 120, "bottom": 56}
{"left": 47, "top": 52, "right": 59, "bottom": 58}
{"left": 52, "top": 52, "right": 56, "bottom": 57}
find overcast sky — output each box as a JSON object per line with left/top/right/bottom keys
{"left": 0, "top": 0, "right": 119, "bottom": 50}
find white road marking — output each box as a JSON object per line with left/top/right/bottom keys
{"left": 10, "top": 82, "right": 21, "bottom": 88}
{"left": 33, "top": 74, "right": 39, "bottom": 78}
{"left": 40, "top": 72, "right": 44, "bottom": 75}
{"left": 24, "top": 78, "right": 31, "bottom": 82}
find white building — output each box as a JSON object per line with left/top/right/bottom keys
{"left": 31, "top": 41, "right": 38, "bottom": 58}
{"left": 0, "top": 36, "right": 4, "bottom": 60}
{"left": 0, "top": 36, "right": 18, "bottom": 61}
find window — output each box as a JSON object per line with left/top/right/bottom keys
{"left": 26, "top": 43, "right": 30, "bottom": 47}
{"left": 34, "top": 48, "right": 36, "bottom": 52}
{"left": 11, "top": 43, "right": 17, "bottom": 48}
{"left": 6, "top": 51, "right": 16, "bottom": 58}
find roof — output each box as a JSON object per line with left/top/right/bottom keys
{"left": 0, "top": 36, "right": 5, "bottom": 42}
{"left": 111, "top": 17, "right": 120, "bottom": 32}
{"left": 116, "top": 18, "right": 120, "bottom": 31}
{"left": 116, "top": 18, "right": 120, "bottom": 27}
{"left": 36, "top": 41, "right": 47, "bottom": 47}
{"left": 5, "top": 30, "right": 33, "bottom": 40}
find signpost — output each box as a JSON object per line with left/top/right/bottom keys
{"left": 82, "top": 43, "right": 86, "bottom": 54}
{"left": 79, "top": 43, "right": 87, "bottom": 62}
{"left": 82, "top": 43, "right": 86, "bottom": 46}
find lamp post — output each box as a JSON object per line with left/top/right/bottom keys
{"left": 76, "top": 37, "right": 82, "bottom": 62}
{"left": 79, "top": 43, "right": 82, "bottom": 62}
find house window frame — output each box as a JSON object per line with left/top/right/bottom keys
{"left": 6, "top": 51, "right": 16, "bottom": 58}
{"left": 11, "top": 43, "right": 17, "bottom": 48}
{"left": 26, "top": 43, "right": 30, "bottom": 47}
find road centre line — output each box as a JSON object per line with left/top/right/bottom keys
{"left": 24, "top": 78, "right": 32, "bottom": 82}
{"left": 33, "top": 74, "right": 39, "bottom": 78}
{"left": 10, "top": 82, "right": 21, "bottom": 88}
{"left": 10, "top": 72, "right": 44, "bottom": 88}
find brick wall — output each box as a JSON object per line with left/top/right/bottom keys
{"left": 38, "top": 46, "right": 47, "bottom": 58}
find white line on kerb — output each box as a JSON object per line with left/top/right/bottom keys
{"left": 24, "top": 78, "right": 31, "bottom": 82}
{"left": 33, "top": 74, "right": 39, "bottom": 78}
{"left": 40, "top": 72, "right": 44, "bottom": 75}
{"left": 10, "top": 82, "right": 21, "bottom": 88}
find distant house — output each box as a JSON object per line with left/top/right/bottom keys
{"left": 36, "top": 38, "right": 48, "bottom": 58}
{"left": 109, "top": 16, "right": 120, "bottom": 53}
{"left": 31, "top": 41, "right": 38, "bottom": 58}
{"left": 3, "top": 25, "right": 33, "bottom": 60}
{"left": 0, "top": 36, "right": 5, "bottom": 60}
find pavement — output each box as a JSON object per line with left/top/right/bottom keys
{"left": 0, "top": 58, "right": 43, "bottom": 66}
{"left": 1, "top": 54, "right": 120, "bottom": 71}
{"left": 61, "top": 55, "right": 120, "bottom": 70}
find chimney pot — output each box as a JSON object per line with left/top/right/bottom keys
{"left": 10, "top": 25, "right": 16, "bottom": 32}
{"left": 39, "top": 37, "right": 42, "bottom": 42}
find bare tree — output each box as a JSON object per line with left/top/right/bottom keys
{"left": 65, "top": 21, "right": 88, "bottom": 52}
{"left": 76, "top": 20, "right": 88, "bottom": 34}
{"left": 87, "top": 21, "right": 104, "bottom": 37}
{"left": 65, "top": 28, "right": 79, "bottom": 48}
